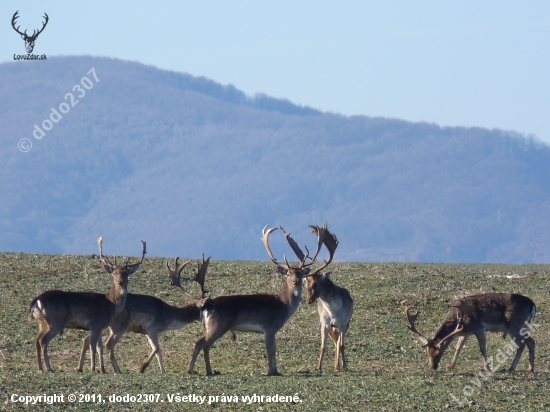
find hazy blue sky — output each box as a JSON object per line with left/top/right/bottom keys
{"left": 2, "top": 1, "right": 550, "bottom": 143}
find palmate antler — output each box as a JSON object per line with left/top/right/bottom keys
{"left": 193, "top": 253, "right": 211, "bottom": 299}
{"left": 262, "top": 223, "right": 337, "bottom": 276}
{"left": 402, "top": 302, "right": 430, "bottom": 347}
{"left": 307, "top": 223, "right": 338, "bottom": 276}
{"left": 166, "top": 254, "right": 211, "bottom": 300}
{"left": 166, "top": 257, "right": 196, "bottom": 300}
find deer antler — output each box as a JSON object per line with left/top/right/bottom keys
{"left": 262, "top": 225, "right": 284, "bottom": 267}
{"left": 98, "top": 237, "right": 114, "bottom": 269}
{"left": 126, "top": 240, "right": 147, "bottom": 270}
{"left": 193, "top": 253, "right": 211, "bottom": 298}
{"left": 436, "top": 309, "right": 464, "bottom": 347}
{"left": 166, "top": 257, "right": 198, "bottom": 300}
{"left": 402, "top": 303, "right": 430, "bottom": 346}
{"left": 279, "top": 226, "right": 306, "bottom": 263}
{"left": 307, "top": 223, "right": 336, "bottom": 275}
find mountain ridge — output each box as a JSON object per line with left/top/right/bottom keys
{"left": 1, "top": 55, "right": 549, "bottom": 263}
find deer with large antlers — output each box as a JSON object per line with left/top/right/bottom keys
{"left": 187, "top": 224, "right": 336, "bottom": 376}
{"left": 403, "top": 293, "right": 536, "bottom": 373}
{"left": 11, "top": 11, "right": 49, "bottom": 53}
{"left": 77, "top": 254, "right": 210, "bottom": 374}
{"left": 303, "top": 224, "right": 353, "bottom": 372}
{"left": 28, "top": 237, "right": 146, "bottom": 372}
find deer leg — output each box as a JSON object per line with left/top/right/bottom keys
{"left": 265, "top": 332, "right": 281, "bottom": 376}
{"left": 525, "top": 336, "right": 535, "bottom": 373}
{"left": 77, "top": 335, "right": 90, "bottom": 372}
{"left": 140, "top": 333, "right": 162, "bottom": 373}
{"left": 317, "top": 324, "right": 329, "bottom": 373}
{"left": 475, "top": 332, "right": 490, "bottom": 371}
{"left": 449, "top": 335, "right": 469, "bottom": 369}
{"left": 188, "top": 328, "right": 225, "bottom": 376}
{"left": 104, "top": 331, "right": 123, "bottom": 374}
{"left": 97, "top": 337, "right": 105, "bottom": 373}
{"left": 35, "top": 321, "right": 49, "bottom": 372}
{"left": 88, "top": 329, "right": 102, "bottom": 373}
{"left": 507, "top": 333, "right": 527, "bottom": 372}
{"left": 187, "top": 337, "right": 205, "bottom": 375}
{"left": 40, "top": 327, "right": 60, "bottom": 372}
{"left": 203, "top": 346, "right": 212, "bottom": 376}
{"left": 35, "top": 336, "right": 43, "bottom": 372}
{"left": 188, "top": 337, "right": 216, "bottom": 376}
{"left": 328, "top": 326, "right": 341, "bottom": 371}
{"left": 339, "top": 328, "right": 348, "bottom": 371}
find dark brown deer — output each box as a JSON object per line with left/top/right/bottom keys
{"left": 304, "top": 224, "right": 353, "bottom": 372}
{"left": 11, "top": 11, "right": 49, "bottom": 53}
{"left": 28, "top": 237, "right": 146, "bottom": 372}
{"left": 77, "top": 255, "right": 210, "bottom": 374}
{"left": 187, "top": 224, "right": 335, "bottom": 376}
{"left": 403, "top": 293, "right": 536, "bottom": 373}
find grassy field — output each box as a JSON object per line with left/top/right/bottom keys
{"left": 0, "top": 253, "right": 549, "bottom": 411}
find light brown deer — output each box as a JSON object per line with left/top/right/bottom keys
{"left": 187, "top": 224, "right": 336, "bottom": 376}
{"left": 304, "top": 224, "right": 353, "bottom": 372}
{"left": 403, "top": 293, "right": 536, "bottom": 373}
{"left": 77, "top": 255, "right": 210, "bottom": 374}
{"left": 28, "top": 237, "right": 146, "bottom": 372}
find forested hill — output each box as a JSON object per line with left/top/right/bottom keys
{"left": 1, "top": 56, "right": 549, "bottom": 263}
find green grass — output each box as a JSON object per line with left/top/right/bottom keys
{"left": 1, "top": 253, "right": 549, "bottom": 411}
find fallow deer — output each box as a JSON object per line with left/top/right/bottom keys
{"left": 403, "top": 293, "right": 536, "bottom": 373}
{"left": 187, "top": 224, "right": 336, "bottom": 376}
{"left": 28, "top": 237, "right": 146, "bottom": 372}
{"left": 304, "top": 224, "right": 353, "bottom": 372}
{"left": 77, "top": 255, "right": 210, "bottom": 374}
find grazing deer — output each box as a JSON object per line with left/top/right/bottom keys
{"left": 187, "top": 224, "right": 336, "bottom": 376}
{"left": 304, "top": 224, "right": 353, "bottom": 372}
{"left": 403, "top": 293, "right": 536, "bottom": 373}
{"left": 28, "top": 237, "right": 146, "bottom": 372}
{"left": 77, "top": 255, "right": 210, "bottom": 374}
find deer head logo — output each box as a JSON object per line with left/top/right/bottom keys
{"left": 12, "top": 11, "right": 49, "bottom": 54}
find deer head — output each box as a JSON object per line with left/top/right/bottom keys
{"left": 403, "top": 303, "right": 463, "bottom": 369}
{"left": 261, "top": 225, "right": 326, "bottom": 291}
{"left": 304, "top": 223, "right": 339, "bottom": 304}
{"left": 98, "top": 237, "right": 146, "bottom": 290}
{"left": 11, "top": 11, "right": 49, "bottom": 53}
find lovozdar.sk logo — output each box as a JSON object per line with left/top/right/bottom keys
{"left": 11, "top": 10, "right": 49, "bottom": 57}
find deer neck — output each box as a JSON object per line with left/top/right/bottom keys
{"left": 105, "top": 284, "right": 128, "bottom": 315}
{"left": 319, "top": 276, "right": 338, "bottom": 300}
{"left": 172, "top": 302, "right": 201, "bottom": 324}
{"left": 433, "top": 320, "right": 460, "bottom": 347}
{"left": 279, "top": 279, "right": 302, "bottom": 315}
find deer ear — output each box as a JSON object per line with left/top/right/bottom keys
{"left": 301, "top": 267, "right": 311, "bottom": 277}
{"left": 276, "top": 265, "right": 288, "bottom": 276}
{"left": 104, "top": 265, "right": 114, "bottom": 274}
{"left": 126, "top": 266, "right": 141, "bottom": 275}
{"left": 322, "top": 271, "right": 331, "bottom": 278}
